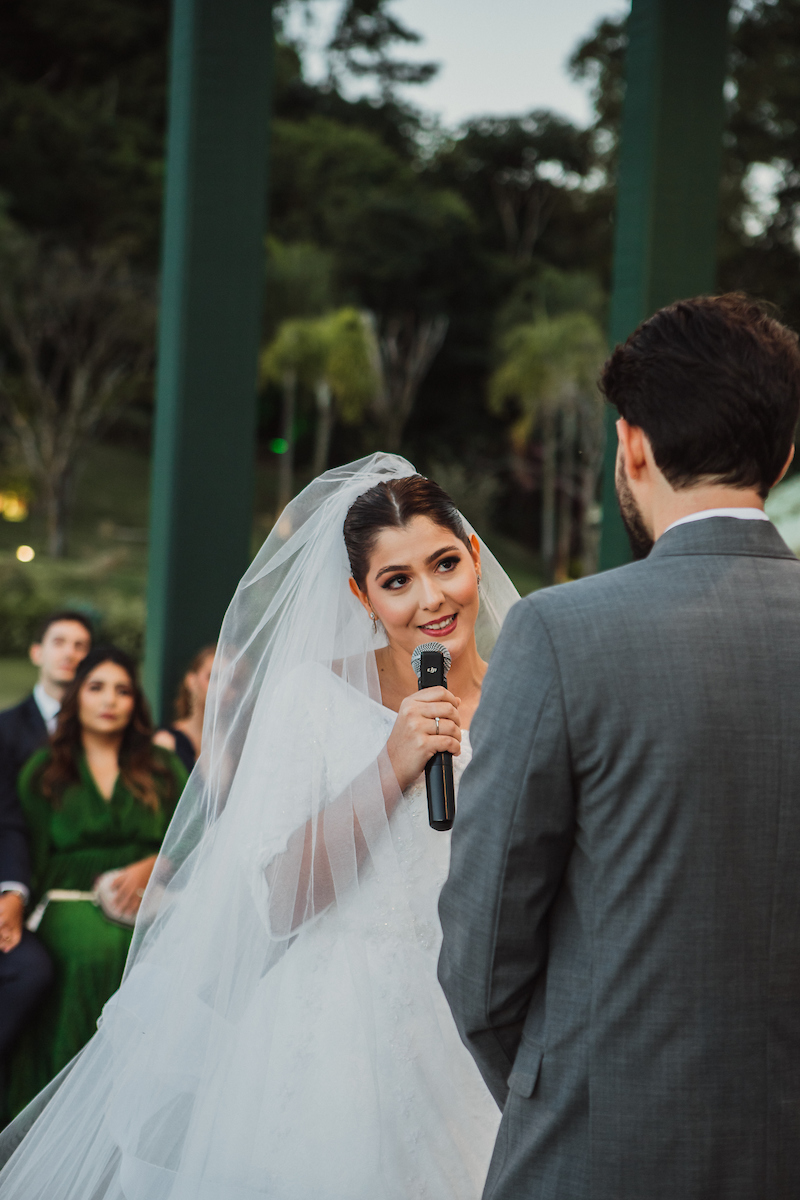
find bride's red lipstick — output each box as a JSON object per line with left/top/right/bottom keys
{"left": 419, "top": 613, "right": 458, "bottom": 636}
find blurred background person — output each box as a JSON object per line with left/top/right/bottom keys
{"left": 6, "top": 645, "right": 187, "bottom": 1117}
{"left": 153, "top": 644, "right": 215, "bottom": 773}
{"left": 0, "top": 610, "right": 92, "bottom": 1123}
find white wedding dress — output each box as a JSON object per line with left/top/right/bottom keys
{"left": 0, "top": 455, "right": 518, "bottom": 1200}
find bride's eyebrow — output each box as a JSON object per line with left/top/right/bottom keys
{"left": 374, "top": 545, "right": 461, "bottom": 580}
{"left": 425, "top": 544, "right": 461, "bottom": 564}
{"left": 375, "top": 562, "right": 410, "bottom": 580}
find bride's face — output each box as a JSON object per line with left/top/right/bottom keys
{"left": 350, "top": 516, "right": 481, "bottom": 663}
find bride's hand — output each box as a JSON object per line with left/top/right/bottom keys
{"left": 386, "top": 686, "right": 461, "bottom": 792}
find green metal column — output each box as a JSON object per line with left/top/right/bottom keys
{"left": 599, "top": 0, "right": 731, "bottom": 570}
{"left": 144, "top": 0, "right": 273, "bottom": 719}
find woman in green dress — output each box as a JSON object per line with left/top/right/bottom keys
{"left": 8, "top": 645, "right": 187, "bottom": 1115}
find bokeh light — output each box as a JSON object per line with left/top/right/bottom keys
{"left": 15, "top": 545, "right": 35, "bottom": 562}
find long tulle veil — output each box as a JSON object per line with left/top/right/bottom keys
{"left": 0, "top": 453, "right": 519, "bottom": 1199}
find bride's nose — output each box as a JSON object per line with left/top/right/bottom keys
{"left": 418, "top": 575, "right": 445, "bottom": 610}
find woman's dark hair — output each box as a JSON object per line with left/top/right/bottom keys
{"left": 39, "top": 644, "right": 176, "bottom": 812}
{"left": 343, "top": 475, "right": 471, "bottom": 589}
{"left": 173, "top": 644, "right": 216, "bottom": 721}
{"left": 601, "top": 293, "right": 800, "bottom": 498}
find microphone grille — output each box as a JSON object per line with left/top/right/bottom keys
{"left": 411, "top": 640, "right": 452, "bottom": 680}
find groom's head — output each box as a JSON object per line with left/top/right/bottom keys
{"left": 601, "top": 294, "right": 800, "bottom": 557}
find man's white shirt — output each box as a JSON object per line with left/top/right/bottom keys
{"left": 664, "top": 507, "right": 770, "bottom": 535}
{"left": 33, "top": 683, "right": 61, "bottom": 735}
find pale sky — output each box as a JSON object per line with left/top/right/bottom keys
{"left": 290, "top": 0, "right": 629, "bottom": 129}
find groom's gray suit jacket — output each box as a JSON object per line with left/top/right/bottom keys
{"left": 439, "top": 518, "right": 800, "bottom": 1200}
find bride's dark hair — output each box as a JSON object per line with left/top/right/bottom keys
{"left": 344, "top": 475, "right": 471, "bottom": 588}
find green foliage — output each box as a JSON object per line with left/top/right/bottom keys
{"left": 0, "top": 554, "right": 144, "bottom": 656}
{"left": 428, "top": 111, "right": 595, "bottom": 263}
{"left": 0, "top": 217, "right": 155, "bottom": 556}
{"left": 264, "top": 237, "right": 335, "bottom": 337}
{"left": 322, "top": 308, "right": 379, "bottom": 422}
{"left": 261, "top": 307, "right": 378, "bottom": 419}
{"left": 260, "top": 316, "right": 329, "bottom": 388}
{"left": 490, "top": 311, "right": 607, "bottom": 448}
{"left": 569, "top": 1, "right": 800, "bottom": 327}
{"left": 7, "top": 0, "right": 800, "bottom": 564}
{"left": 0, "top": 0, "right": 168, "bottom": 262}
{"left": 326, "top": 0, "right": 439, "bottom": 93}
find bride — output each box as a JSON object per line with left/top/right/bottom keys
{"left": 0, "top": 453, "right": 518, "bottom": 1199}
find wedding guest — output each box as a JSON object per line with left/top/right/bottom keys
{"left": 0, "top": 611, "right": 92, "bottom": 1120}
{"left": 6, "top": 645, "right": 187, "bottom": 1117}
{"left": 153, "top": 644, "right": 215, "bottom": 773}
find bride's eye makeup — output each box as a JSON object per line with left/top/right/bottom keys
{"left": 435, "top": 556, "right": 460, "bottom": 573}
{"left": 382, "top": 573, "right": 410, "bottom": 590}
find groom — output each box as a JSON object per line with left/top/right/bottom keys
{"left": 439, "top": 293, "right": 800, "bottom": 1199}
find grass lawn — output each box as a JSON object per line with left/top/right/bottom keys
{"left": 0, "top": 657, "right": 37, "bottom": 710}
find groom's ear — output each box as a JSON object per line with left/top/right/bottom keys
{"left": 617, "top": 419, "right": 650, "bottom": 482}
{"left": 774, "top": 443, "right": 795, "bottom": 487}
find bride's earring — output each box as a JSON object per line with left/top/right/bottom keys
{"left": 369, "top": 610, "right": 378, "bottom": 634}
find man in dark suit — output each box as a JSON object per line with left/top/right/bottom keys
{"left": 0, "top": 610, "right": 92, "bottom": 1115}
{"left": 439, "top": 295, "right": 800, "bottom": 1199}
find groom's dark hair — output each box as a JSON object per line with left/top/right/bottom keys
{"left": 600, "top": 293, "right": 800, "bottom": 498}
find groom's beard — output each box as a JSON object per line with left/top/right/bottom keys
{"left": 615, "top": 457, "right": 654, "bottom": 560}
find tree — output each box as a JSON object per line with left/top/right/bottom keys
{"left": 263, "top": 236, "right": 334, "bottom": 340}
{"left": 325, "top": 0, "right": 438, "bottom": 96}
{"left": 260, "top": 318, "right": 328, "bottom": 513}
{"left": 369, "top": 312, "right": 449, "bottom": 452}
{"left": 314, "top": 307, "right": 378, "bottom": 474}
{"left": 262, "top": 307, "right": 379, "bottom": 498}
{"left": 0, "top": 225, "right": 154, "bottom": 555}
{"left": 0, "top": 0, "right": 169, "bottom": 264}
{"left": 569, "top": 1, "right": 800, "bottom": 328}
{"left": 490, "top": 312, "right": 607, "bottom": 582}
{"left": 429, "top": 112, "right": 594, "bottom": 265}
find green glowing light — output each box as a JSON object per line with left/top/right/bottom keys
{"left": 269, "top": 438, "right": 288, "bottom": 455}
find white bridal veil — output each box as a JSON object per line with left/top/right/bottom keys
{"left": 0, "top": 453, "right": 519, "bottom": 1200}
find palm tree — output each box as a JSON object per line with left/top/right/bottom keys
{"left": 261, "top": 309, "right": 380, "bottom": 511}
{"left": 312, "top": 308, "right": 379, "bottom": 477}
{"left": 260, "top": 319, "right": 328, "bottom": 514}
{"left": 490, "top": 311, "right": 606, "bottom": 582}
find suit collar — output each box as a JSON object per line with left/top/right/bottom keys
{"left": 648, "top": 515, "right": 798, "bottom": 562}
{"left": 19, "top": 692, "right": 47, "bottom": 733}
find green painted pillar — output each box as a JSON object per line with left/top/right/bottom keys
{"left": 144, "top": 0, "right": 273, "bottom": 720}
{"left": 599, "top": 0, "right": 731, "bottom": 570}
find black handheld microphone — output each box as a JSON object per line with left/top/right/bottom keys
{"left": 411, "top": 641, "right": 455, "bottom": 831}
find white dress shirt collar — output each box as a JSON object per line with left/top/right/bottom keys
{"left": 33, "top": 682, "right": 61, "bottom": 735}
{"left": 664, "top": 508, "right": 770, "bottom": 536}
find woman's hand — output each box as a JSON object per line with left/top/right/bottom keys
{"left": 0, "top": 891, "right": 24, "bottom": 953}
{"left": 386, "top": 686, "right": 461, "bottom": 792}
{"left": 110, "top": 855, "right": 157, "bottom": 916}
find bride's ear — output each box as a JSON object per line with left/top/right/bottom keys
{"left": 349, "top": 576, "right": 372, "bottom": 614}
{"left": 469, "top": 534, "right": 482, "bottom": 581}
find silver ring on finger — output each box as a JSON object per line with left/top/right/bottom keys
{"left": 435, "top": 717, "right": 440, "bottom": 734}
